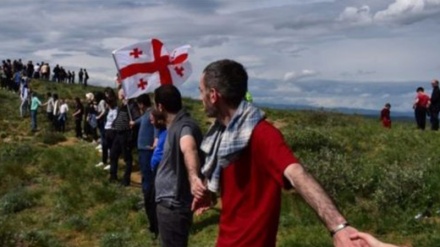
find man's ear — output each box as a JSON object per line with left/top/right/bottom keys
{"left": 209, "top": 88, "right": 219, "bottom": 104}
{"left": 157, "top": 103, "right": 164, "bottom": 112}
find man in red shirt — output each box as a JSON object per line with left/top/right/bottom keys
{"left": 413, "top": 87, "right": 430, "bottom": 130}
{"left": 194, "top": 59, "right": 366, "bottom": 247}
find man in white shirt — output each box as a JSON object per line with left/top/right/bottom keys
{"left": 42, "top": 92, "right": 54, "bottom": 122}
{"left": 58, "top": 99, "right": 69, "bottom": 132}
{"left": 20, "top": 83, "right": 29, "bottom": 117}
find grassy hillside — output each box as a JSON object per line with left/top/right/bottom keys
{"left": 1, "top": 79, "right": 439, "bottom": 247}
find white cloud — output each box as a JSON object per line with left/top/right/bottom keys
{"left": 338, "top": 5, "right": 373, "bottom": 25}
{"left": 374, "top": 0, "right": 440, "bottom": 21}
{"left": 284, "top": 70, "right": 318, "bottom": 82}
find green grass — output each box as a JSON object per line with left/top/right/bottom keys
{"left": 1, "top": 79, "right": 439, "bottom": 246}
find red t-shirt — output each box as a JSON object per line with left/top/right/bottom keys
{"left": 416, "top": 93, "right": 430, "bottom": 108}
{"left": 216, "top": 120, "right": 298, "bottom": 247}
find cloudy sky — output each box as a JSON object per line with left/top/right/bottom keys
{"left": 2, "top": 0, "right": 440, "bottom": 112}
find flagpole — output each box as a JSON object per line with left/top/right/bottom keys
{"left": 126, "top": 101, "right": 133, "bottom": 122}
{"left": 112, "top": 52, "right": 133, "bottom": 122}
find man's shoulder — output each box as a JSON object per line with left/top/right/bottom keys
{"left": 174, "top": 115, "right": 201, "bottom": 130}
{"left": 249, "top": 120, "right": 284, "bottom": 144}
{"left": 253, "top": 119, "right": 279, "bottom": 134}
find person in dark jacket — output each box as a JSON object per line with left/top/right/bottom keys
{"left": 109, "top": 88, "right": 137, "bottom": 186}
{"left": 72, "top": 97, "right": 84, "bottom": 139}
{"left": 429, "top": 79, "right": 440, "bottom": 130}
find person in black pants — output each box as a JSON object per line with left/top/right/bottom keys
{"left": 72, "top": 97, "right": 84, "bottom": 139}
{"left": 429, "top": 79, "right": 440, "bottom": 130}
{"left": 109, "top": 89, "right": 137, "bottom": 186}
{"left": 414, "top": 87, "right": 430, "bottom": 130}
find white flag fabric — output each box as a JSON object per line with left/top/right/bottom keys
{"left": 112, "top": 39, "right": 192, "bottom": 99}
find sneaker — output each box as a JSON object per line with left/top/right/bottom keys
{"left": 98, "top": 149, "right": 102, "bottom": 153}
{"left": 95, "top": 162, "right": 104, "bottom": 167}
{"left": 103, "top": 165, "right": 111, "bottom": 170}
{"left": 95, "top": 144, "right": 102, "bottom": 150}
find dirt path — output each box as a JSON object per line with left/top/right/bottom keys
{"left": 270, "top": 119, "right": 287, "bottom": 129}
{"left": 56, "top": 136, "right": 144, "bottom": 185}
{"left": 57, "top": 136, "right": 81, "bottom": 146}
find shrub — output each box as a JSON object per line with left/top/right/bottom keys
{"left": 54, "top": 182, "right": 87, "bottom": 215}
{"left": 39, "top": 131, "right": 66, "bottom": 145}
{"left": 290, "top": 129, "right": 342, "bottom": 153}
{"left": 20, "top": 230, "right": 62, "bottom": 247}
{"left": 0, "top": 188, "right": 39, "bottom": 214}
{"left": 0, "top": 216, "right": 18, "bottom": 247}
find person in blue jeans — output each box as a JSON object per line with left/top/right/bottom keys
{"left": 130, "top": 93, "right": 155, "bottom": 190}
{"left": 146, "top": 109, "right": 167, "bottom": 238}
{"left": 130, "top": 93, "right": 156, "bottom": 236}
{"left": 30, "top": 91, "right": 42, "bottom": 132}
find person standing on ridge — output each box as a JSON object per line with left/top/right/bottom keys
{"left": 78, "top": 68, "right": 84, "bottom": 85}
{"left": 429, "top": 79, "right": 440, "bottom": 130}
{"left": 380, "top": 103, "right": 391, "bottom": 128}
{"left": 413, "top": 87, "right": 430, "bottom": 130}
{"left": 84, "top": 69, "right": 89, "bottom": 87}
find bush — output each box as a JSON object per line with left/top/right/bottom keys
{"left": 39, "top": 131, "right": 66, "bottom": 145}
{"left": 0, "top": 216, "right": 18, "bottom": 247}
{"left": 20, "top": 230, "right": 62, "bottom": 247}
{"left": 290, "top": 129, "right": 342, "bottom": 153}
{"left": 0, "top": 188, "right": 39, "bottom": 214}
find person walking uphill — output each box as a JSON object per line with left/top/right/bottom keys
{"left": 153, "top": 85, "right": 205, "bottom": 247}
{"left": 30, "top": 91, "right": 42, "bottom": 132}
{"left": 429, "top": 79, "right": 440, "bottom": 130}
{"left": 193, "top": 59, "right": 366, "bottom": 247}
{"left": 413, "top": 87, "right": 430, "bottom": 130}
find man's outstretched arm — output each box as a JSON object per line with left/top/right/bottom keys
{"left": 180, "top": 135, "right": 206, "bottom": 200}
{"left": 284, "top": 163, "right": 367, "bottom": 247}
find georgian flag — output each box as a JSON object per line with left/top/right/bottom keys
{"left": 112, "top": 38, "right": 192, "bottom": 99}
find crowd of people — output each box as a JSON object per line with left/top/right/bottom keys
{"left": 1, "top": 58, "right": 90, "bottom": 92}
{"left": 2, "top": 57, "right": 410, "bottom": 247}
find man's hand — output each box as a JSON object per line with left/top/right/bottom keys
{"left": 129, "top": 120, "right": 135, "bottom": 128}
{"left": 349, "top": 232, "right": 401, "bottom": 247}
{"left": 180, "top": 134, "right": 205, "bottom": 198}
{"left": 190, "top": 176, "right": 206, "bottom": 200}
{"left": 333, "top": 227, "right": 369, "bottom": 247}
{"left": 191, "top": 191, "right": 212, "bottom": 215}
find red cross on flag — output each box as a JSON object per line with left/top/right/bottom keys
{"left": 112, "top": 38, "right": 192, "bottom": 99}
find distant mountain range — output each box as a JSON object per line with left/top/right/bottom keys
{"left": 258, "top": 103, "right": 414, "bottom": 121}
